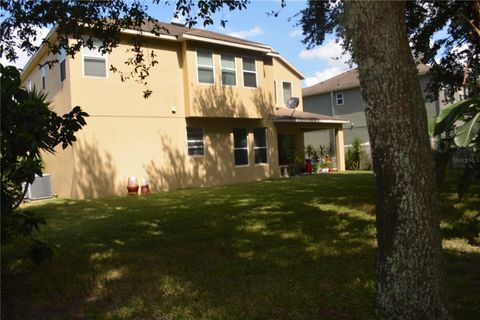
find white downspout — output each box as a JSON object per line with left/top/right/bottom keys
{"left": 330, "top": 91, "right": 336, "bottom": 116}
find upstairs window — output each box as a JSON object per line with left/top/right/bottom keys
{"left": 197, "top": 49, "right": 214, "bottom": 84}
{"left": 187, "top": 128, "right": 204, "bottom": 156}
{"left": 274, "top": 80, "right": 278, "bottom": 105}
{"left": 83, "top": 40, "right": 107, "bottom": 78}
{"left": 221, "top": 54, "right": 236, "bottom": 86}
{"left": 282, "top": 81, "right": 292, "bottom": 105}
{"left": 254, "top": 128, "right": 268, "bottom": 164}
{"left": 41, "top": 65, "right": 46, "bottom": 89}
{"left": 233, "top": 128, "right": 248, "bottom": 166}
{"left": 60, "top": 48, "right": 67, "bottom": 82}
{"left": 336, "top": 92, "right": 344, "bottom": 105}
{"left": 242, "top": 57, "right": 257, "bottom": 88}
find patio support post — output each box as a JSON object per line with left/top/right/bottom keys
{"left": 335, "top": 125, "right": 345, "bottom": 171}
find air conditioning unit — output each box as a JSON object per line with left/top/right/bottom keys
{"left": 22, "top": 174, "right": 53, "bottom": 200}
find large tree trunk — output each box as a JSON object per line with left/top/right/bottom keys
{"left": 342, "top": 2, "right": 447, "bottom": 318}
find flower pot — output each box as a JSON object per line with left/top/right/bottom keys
{"left": 140, "top": 178, "right": 151, "bottom": 195}
{"left": 127, "top": 176, "right": 139, "bottom": 195}
{"left": 305, "top": 159, "right": 313, "bottom": 173}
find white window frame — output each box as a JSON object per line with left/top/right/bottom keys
{"left": 274, "top": 80, "right": 278, "bottom": 106}
{"left": 282, "top": 81, "right": 293, "bottom": 106}
{"left": 59, "top": 48, "right": 67, "bottom": 82}
{"left": 82, "top": 40, "right": 108, "bottom": 79}
{"left": 27, "top": 79, "right": 33, "bottom": 91}
{"left": 41, "top": 65, "right": 46, "bottom": 89}
{"left": 220, "top": 53, "right": 237, "bottom": 87}
{"left": 336, "top": 92, "right": 344, "bottom": 105}
{"left": 186, "top": 127, "right": 205, "bottom": 157}
{"left": 254, "top": 128, "right": 268, "bottom": 165}
{"left": 196, "top": 49, "right": 215, "bottom": 85}
{"left": 242, "top": 57, "right": 257, "bottom": 88}
{"left": 233, "top": 128, "right": 249, "bottom": 167}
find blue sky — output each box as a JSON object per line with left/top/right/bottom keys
{"left": 2, "top": 1, "right": 352, "bottom": 88}
{"left": 151, "top": 0, "right": 351, "bottom": 88}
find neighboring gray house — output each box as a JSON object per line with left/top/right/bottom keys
{"left": 303, "top": 64, "right": 445, "bottom": 147}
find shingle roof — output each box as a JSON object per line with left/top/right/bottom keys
{"left": 302, "top": 64, "right": 431, "bottom": 97}
{"left": 140, "top": 21, "right": 270, "bottom": 49}
{"left": 22, "top": 21, "right": 305, "bottom": 80}
{"left": 138, "top": 21, "right": 304, "bottom": 79}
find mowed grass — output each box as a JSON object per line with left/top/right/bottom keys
{"left": 1, "top": 172, "right": 479, "bottom": 320}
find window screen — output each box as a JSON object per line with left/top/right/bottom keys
{"left": 283, "top": 82, "right": 292, "bottom": 105}
{"left": 254, "top": 128, "right": 267, "bottom": 164}
{"left": 242, "top": 57, "right": 257, "bottom": 88}
{"left": 336, "top": 93, "right": 344, "bottom": 105}
{"left": 187, "top": 128, "right": 205, "bottom": 156}
{"left": 233, "top": 128, "right": 248, "bottom": 166}
{"left": 197, "top": 49, "right": 214, "bottom": 84}
{"left": 41, "top": 65, "right": 46, "bottom": 89}
{"left": 83, "top": 40, "right": 107, "bottom": 78}
{"left": 221, "top": 54, "right": 236, "bottom": 86}
{"left": 60, "top": 48, "right": 67, "bottom": 82}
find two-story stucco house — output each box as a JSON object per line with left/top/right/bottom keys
{"left": 302, "top": 64, "right": 446, "bottom": 147}
{"left": 21, "top": 22, "right": 348, "bottom": 199}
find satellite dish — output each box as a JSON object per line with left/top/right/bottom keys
{"left": 286, "top": 97, "right": 299, "bottom": 109}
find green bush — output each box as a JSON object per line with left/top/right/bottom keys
{"left": 346, "top": 137, "right": 372, "bottom": 170}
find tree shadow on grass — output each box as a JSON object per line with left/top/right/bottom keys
{"left": 442, "top": 249, "right": 480, "bottom": 320}
{"left": 2, "top": 175, "right": 378, "bottom": 320}
{"left": 2, "top": 173, "right": 478, "bottom": 319}
{"left": 437, "top": 170, "right": 480, "bottom": 243}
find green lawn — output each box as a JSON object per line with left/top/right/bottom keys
{"left": 2, "top": 172, "right": 479, "bottom": 320}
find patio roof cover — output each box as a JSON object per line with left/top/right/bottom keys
{"left": 273, "top": 108, "right": 348, "bottom": 131}
{"left": 274, "top": 108, "right": 347, "bottom": 171}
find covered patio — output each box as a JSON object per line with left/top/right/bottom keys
{"left": 273, "top": 108, "right": 349, "bottom": 171}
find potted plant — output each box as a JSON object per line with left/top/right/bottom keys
{"left": 305, "top": 144, "right": 316, "bottom": 174}
{"left": 313, "top": 162, "right": 319, "bottom": 173}
{"left": 319, "top": 160, "right": 329, "bottom": 173}
{"left": 305, "top": 144, "right": 315, "bottom": 160}
{"left": 288, "top": 152, "right": 301, "bottom": 175}
{"left": 311, "top": 149, "right": 320, "bottom": 163}
{"left": 325, "top": 159, "right": 334, "bottom": 172}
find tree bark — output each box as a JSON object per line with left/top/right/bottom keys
{"left": 342, "top": 1, "right": 447, "bottom": 318}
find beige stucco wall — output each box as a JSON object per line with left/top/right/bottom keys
{"left": 68, "top": 36, "right": 285, "bottom": 198}
{"left": 184, "top": 42, "right": 276, "bottom": 118}
{"left": 66, "top": 37, "right": 187, "bottom": 198}
{"left": 70, "top": 117, "right": 280, "bottom": 198}
{"left": 69, "top": 38, "right": 185, "bottom": 118}
{"left": 21, "top": 47, "right": 75, "bottom": 198}
{"left": 272, "top": 57, "right": 304, "bottom": 111}
{"left": 20, "top": 33, "right": 305, "bottom": 199}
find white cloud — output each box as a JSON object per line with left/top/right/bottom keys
{"left": 228, "top": 26, "right": 263, "bottom": 39}
{"left": 170, "top": 15, "right": 186, "bottom": 25}
{"left": 289, "top": 28, "right": 302, "bottom": 38}
{"left": 304, "top": 67, "right": 347, "bottom": 87}
{"left": 299, "top": 39, "right": 350, "bottom": 64}
{"left": 300, "top": 39, "right": 354, "bottom": 87}
{"left": 0, "top": 26, "right": 51, "bottom": 69}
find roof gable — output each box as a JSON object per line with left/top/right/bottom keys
{"left": 302, "top": 64, "right": 431, "bottom": 97}
{"left": 140, "top": 21, "right": 271, "bottom": 50}
{"left": 21, "top": 21, "right": 303, "bottom": 80}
